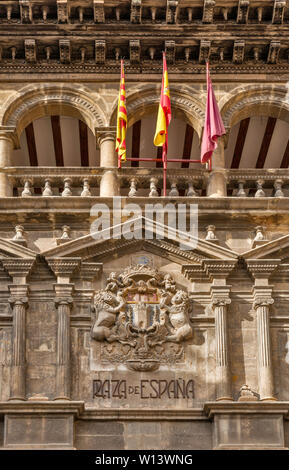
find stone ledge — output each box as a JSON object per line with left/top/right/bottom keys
{"left": 81, "top": 407, "right": 207, "bottom": 421}
{"left": 204, "top": 401, "right": 289, "bottom": 419}
{"left": 0, "top": 400, "right": 85, "bottom": 417}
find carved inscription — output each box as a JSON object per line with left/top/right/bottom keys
{"left": 93, "top": 378, "right": 194, "bottom": 399}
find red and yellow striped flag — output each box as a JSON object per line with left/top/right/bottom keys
{"left": 116, "top": 60, "right": 127, "bottom": 162}
{"left": 153, "top": 52, "right": 171, "bottom": 160}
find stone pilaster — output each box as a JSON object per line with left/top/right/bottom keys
{"left": 246, "top": 259, "right": 280, "bottom": 401}
{"left": 2, "top": 258, "right": 35, "bottom": 401}
{"left": 46, "top": 258, "right": 81, "bottom": 400}
{"left": 54, "top": 288, "right": 73, "bottom": 400}
{"left": 203, "top": 259, "right": 237, "bottom": 400}
{"left": 206, "top": 136, "right": 227, "bottom": 198}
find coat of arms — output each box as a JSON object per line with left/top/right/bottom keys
{"left": 91, "top": 265, "right": 193, "bottom": 371}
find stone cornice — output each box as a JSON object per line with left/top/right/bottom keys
{"left": 246, "top": 259, "right": 281, "bottom": 279}
{"left": 2, "top": 258, "right": 35, "bottom": 278}
{"left": 204, "top": 401, "right": 289, "bottom": 419}
{"left": 79, "top": 262, "right": 102, "bottom": 280}
{"left": 202, "top": 259, "right": 238, "bottom": 281}
{"left": 182, "top": 264, "right": 210, "bottom": 282}
{"left": 46, "top": 257, "right": 81, "bottom": 277}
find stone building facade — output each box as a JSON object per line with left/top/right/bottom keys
{"left": 1, "top": 0, "right": 289, "bottom": 450}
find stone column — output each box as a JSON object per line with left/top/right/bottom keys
{"left": 0, "top": 128, "right": 18, "bottom": 197}
{"left": 206, "top": 136, "right": 227, "bottom": 198}
{"left": 246, "top": 259, "right": 280, "bottom": 401}
{"left": 2, "top": 259, "right": 35, "bottom": 400}
{"left": 203, "top": 259, "right": 237, "bottom": 401}
{"left": 47, "top": 258, "right": 81, "bottom": 400}
{"left": 97, "top": 127, "right": 120, "bottom": 197}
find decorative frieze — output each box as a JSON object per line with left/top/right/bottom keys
{"left": 130, "top": 40, "right": 140, "bottom": 64}
{"left": 93, "top": 0, "right": 105, "bottom": 23}
{"left": 130, "top": 0, "right": 142, "bottom": 24}
{"left": 272, "top": 0, "right": 286, "bottom": 24}
{"left": 95, "top": 40, "right": 106, "bottom": 64}
{"left": 267, "top": 40, "right": 280, "bottom": 64}
{"left": 25, "top": 39, "right": 36, "bottom": 63}
{"left": 199, "top": 39, "right": 211, "bottom": 64}
{"left": 233, "top": 40, "right": 245, "bottom": 64}
{"left": 57, "top": 0, "right": 69, "bottom": 23}
{"left": 165, "top": 40, "right": 175, "bottom": 65}
{"left": 237, "top": 0, "right": 249, "bottom": 24}
{"left": 166, "top": 0, "right": 178, "bottom": 24}
{"left": 202, "top": 0, "right": 215, "bottom": 24}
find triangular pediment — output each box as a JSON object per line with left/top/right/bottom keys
{"left": 241, "top": 234, "right": 289, "bottom": 261}
{"left": 0, "top": 238, "right": 36, "bottom": 259}
{"left": 41, "top": 216, "right": 238, "bottom": 264}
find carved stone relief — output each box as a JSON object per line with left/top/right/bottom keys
{"left": 91, "top": 265, "right": 193, "bottom": 371}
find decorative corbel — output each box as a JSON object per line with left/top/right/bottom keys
{"left": 233, "top": 39, "right": 245, "bottom": 64}
{"left": 166, "top": 0, "right": 178, "bottom": 24}
{"left": 93, "top": 0, "right": 105, "bottom": 23}
{"left": 130, "top": 39, "right": 141, "bottom": 64}
{"left": 25, "top": 39, "right": 36, "bottom": 63}
{"left": 237, "top": 0, "right": 249, "bottom": 24}
{"left": 130, "top": 0, "right": 142, "bottom": 23}
{"left": 199, "top": 39, "right": 211, "bottom": 63}
{"left": 165, "top": 40, "right": 175, "bottom": 64}
{"left": 272, "top": 0, "right": 286, "bottom": 24}
{"left": 59, "top": 39, "right": 71, "bottom": 63}
{"left": 95, "top": 40, "right": 106, "bottom": 64}
{"left": 267, "top": 40, "right": 280, "bottom": 64}
{"left": 202, "top": 0, "right": 215, "bottom": 24}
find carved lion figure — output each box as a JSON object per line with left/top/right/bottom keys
{"left": 91, "top": 290, "right": 125, "bottom": 342}
{"left": 164, "top": 290, "right": 193, "bottom": 343}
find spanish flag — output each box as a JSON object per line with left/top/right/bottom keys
{"left": 154, "top": 52, "right": 171, "bottom": 160}
{"left": 116, "top": 60, "right": 127, "bottom": 162}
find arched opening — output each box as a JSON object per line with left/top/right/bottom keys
{"left": 122, "top": 112, "right": 201, "bottom": 169}
{"left": 225, "top": 115, "right": 289, "bottom": 169}
{"left": 12, "top": 115, "right": 99, "bottom": 167}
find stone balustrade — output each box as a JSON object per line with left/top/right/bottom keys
{"left": 6, "top": 167, "right": 208, "bottom": 198}
{"left": 5, "top": 167, "right": 289, "bottom": 198}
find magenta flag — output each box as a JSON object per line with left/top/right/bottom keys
{"left": 201, "top": 62, "right": 226, "bottom": 164}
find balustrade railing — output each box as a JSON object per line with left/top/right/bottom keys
{"left": 5, "top": 167, "right": 208, "bottom": 198}
{"left": 4, "top": 167, "right": 289, "bottom": 198}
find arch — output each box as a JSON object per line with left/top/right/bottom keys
{"left": 1, "top": 84, "right": 107, "bottom": 143}
{"left": 220, "top": 84, "right": 289, "bottom": 130}
{"left": 109, "top": 85, "right": 205, "bottom": 139}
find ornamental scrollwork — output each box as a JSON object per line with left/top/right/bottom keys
{"left": 91, "top": 266, "right": 193, "bottom": 371}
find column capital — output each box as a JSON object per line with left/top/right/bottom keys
{"left": 47, "top": 257, "right": 81, "bottom": 283}
{"left": 3, "top": 259, "right": 35, "bottom": 282}
{"left": 210, "top": 285, "right": 231, "bottom": 307}
{"left": 54, "top": 296, "right": 73, "bottom": 307}
{"left": 0, "top": 126, "right": 19, "bottom": 149}
{"left": 96, "top": 126, "right": 117, "bottom": 146}
{"left": 8, "top": 296, "right": 28, "bottom": 308}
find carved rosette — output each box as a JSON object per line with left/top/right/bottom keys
{"left": 91, "top": 265, "right": 193, "bottom": 371}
